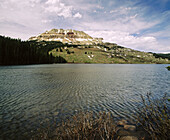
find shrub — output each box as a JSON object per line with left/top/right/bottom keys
{"left": 136, "top": 93, "right": 170, "bottom": 140}
{"left": 32, "top": 112, "right": 116, "bottom": 140}
{"left": 60, "top": 48, "right": 63, "bottom": 52}
{"left": 67, "top": 51, "right": 70, "bottom": 54}
{"left": 55, "top": 112, "right": 116, "bottom": 140}
{"left": 66, "top": 50, "right": 70, "bottom": 54}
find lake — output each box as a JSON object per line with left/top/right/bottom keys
{"left": 0, "top": 64, "right": 170, "bottom": 139}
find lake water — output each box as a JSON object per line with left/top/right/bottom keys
{"left": 0, "top": 64, "right": 170, "bottom": 139}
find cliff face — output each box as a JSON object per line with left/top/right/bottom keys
{"left": 29, "top": 29, "right": 103, "bottom": 45}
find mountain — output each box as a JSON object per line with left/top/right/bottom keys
{"left": 29, "top": 29, "right": 103, "bottom": 45}
{"left": 1, "top": 29, "right": 170, "bottom": 65}
{"left": 28, "top": 29, "right": 170, "bottom": 64}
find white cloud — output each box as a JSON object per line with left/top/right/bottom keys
{"left": 62, "top": 0, "right": 97, "bottom": 11}
{"left": 130, "top": 14, "right": 138, "bottom": 19}
{"left": 45, "top": 0, "right": 73, "bottom": 18}
{"left": 110, "top": 10, "right": 117, "bottom": 13}
{"left": 0, "top": 0, "right": 169, "bottom": 53}
{"left": 41, "top": 19, "right": 52, "bottom": 23}
{"left": 73, "top": 12, "right": 82, "bottom": 18}
{"left": 96, "top": 5, "right": 104, "bottom": 9}
{"left": 0, "top": 0, "right": 83, "bottom": 40}
{"left": 44, "top": 0, "right": 83, "bottom": 18}
{"left": 110, "top": 7, "right": 133, "bottom": 15}
{"left": 0, "top": 0, "right": 47, "bottom": 39}
{"left": 86, "top": 30, "right": 170, "bottom": 53}
{"left": 81, "top": 18, "right": 159, "bottom": 34}
{"left": 46, "top": 0, "right": 59, "bottom": 4}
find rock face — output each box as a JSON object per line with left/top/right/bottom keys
{"left": 29, "top": 29, "right": 103, "bottom": 45}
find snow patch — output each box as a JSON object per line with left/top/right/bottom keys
{"left": 76, "top": 38, "right": 88, "bottom": 41}
{"left": 87, "top": 55, "right": 92, "bottom": 59}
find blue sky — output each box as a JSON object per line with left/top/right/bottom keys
{"left": 0, "top": 0, "right": 170, "bottom": 53}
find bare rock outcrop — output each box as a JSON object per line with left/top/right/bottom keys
{"left": 29, "top": 29, "right": 103, "bottom": 45}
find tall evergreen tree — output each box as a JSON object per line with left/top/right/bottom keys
{"left": 0, "top": 35, "right": 67, "bottom": 65}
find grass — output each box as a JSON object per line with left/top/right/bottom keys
{"left": 49, "top": 46, "right": 170, "bottom": 64}
{"left": 50, "top": 48, "right": 115, "bottom": 63}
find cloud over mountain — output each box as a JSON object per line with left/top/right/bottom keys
{"left": 0, "top": 0, "right": 169, "bottom": 53}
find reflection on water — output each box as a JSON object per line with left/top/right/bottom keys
{"left": 0, "top": 64, "right": 169, "bottom": 139}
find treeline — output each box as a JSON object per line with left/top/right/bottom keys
{"left": 0, "top": 36, "right": 67, "bottom": 65}
{"left": 153, "top": 53, "right": 170, "bottom": 60}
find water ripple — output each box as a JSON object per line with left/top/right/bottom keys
{"left": 0, "top": 64, "right": 170, "bottom": 139}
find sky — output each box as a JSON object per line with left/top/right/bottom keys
{"left": 0, "top": 0, "right": 170, "bottom": 53}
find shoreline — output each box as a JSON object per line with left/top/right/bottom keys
{"left": 0, "top": 62, "right": 170, "bottom": 66}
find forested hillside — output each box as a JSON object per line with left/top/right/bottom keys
{"left": 153, "top": 53, "right": 170, "bottom": 60}
{"left": 0, "top": 35, "right": 169, "bottom": 65}
{"left": 0, "top": 36, "right": 66, "bottom": 65}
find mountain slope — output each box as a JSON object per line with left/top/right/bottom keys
{"left": 49, "top": 42, "right": 170, "bottom": 64}
{"left": 29, "top": 28, "right": 170, "bottom": 64}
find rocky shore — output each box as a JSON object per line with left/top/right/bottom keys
{"left": 115, "top": 119, "right": 150, "bottom": 140}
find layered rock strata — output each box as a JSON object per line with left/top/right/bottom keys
{"left": 29, "top": 29, "right": 103, "bottom": 45}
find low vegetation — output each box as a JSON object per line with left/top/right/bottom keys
{"left": 167, "top": 66, "right": 170, "bottom": 70}
{"left": 136, "top": 93, "right": 170, "bottom": 140}
{"left": 32, "top": 112, "right": 116, "bottom": 140}
{"left": 32, "top": 93, "right": 170, "bottom": 140}
{"left": 49, "top": 44, "right": 170, "bottom": 64}
{"left": 153, "top": 53, "right": 170, "bottom": 60}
